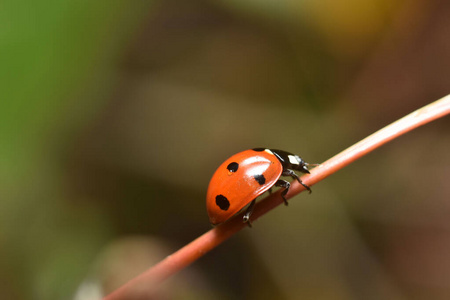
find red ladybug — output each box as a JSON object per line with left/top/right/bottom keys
{"left": 206, "top": 148, "right": 313, "bottom": 225}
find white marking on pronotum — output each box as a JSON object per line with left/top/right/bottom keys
{"left": 288, "top": 155, "right": 300, "bottom": 165}
{"left": 264, "top": 149, "right": 274, "bottom": 155}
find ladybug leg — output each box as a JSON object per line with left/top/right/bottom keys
{"left": 242, "top": 199, "right": 256, "bottom": 227}
{"left": 274, "top": 179, "right": 290, "bottom": 205}
{"left": 282, "top": 169, "right": 311, "bottom": 193}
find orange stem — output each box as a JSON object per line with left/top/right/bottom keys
{"left": 104, "top": 94, "right": 450, "bottom": 300}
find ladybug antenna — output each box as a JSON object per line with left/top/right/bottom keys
{"left": 301, "top": 162, "right": 320, "bottom": 174}
{"left": 305, "top": 162, "right": 320, "bottom": 168}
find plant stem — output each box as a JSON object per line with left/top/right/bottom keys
{"left": 103, "top": 94, "right": 450, "bottom": 300}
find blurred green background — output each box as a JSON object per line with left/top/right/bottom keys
{"left": 1, "top": 0, "right": 450, "bottom": 299}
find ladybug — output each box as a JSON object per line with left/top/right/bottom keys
{"left": 206, "top": 148, "right": 313, "bottom": 225}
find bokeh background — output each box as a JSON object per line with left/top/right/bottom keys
{"left": 1, "top": 0, "right": 450, "bottom": 299}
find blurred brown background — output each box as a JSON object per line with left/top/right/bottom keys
{"left": 1, "top": 0, "right": 450, "bottom": 299}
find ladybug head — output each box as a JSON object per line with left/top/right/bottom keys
{"left": 286, "top": 154, "right": 310, "bottom": 174}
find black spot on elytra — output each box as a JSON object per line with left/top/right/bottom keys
{"left": 253, "top": 174, "right": 266, "bottom": 185}
{"left": 215, "top": 195, "right": 230, "bottom": 211}
{"left": 227, "top": 162, "right": 239, "bottom": 173}
{"left": 252, "top": 148, "right": 265, "bottom": 152}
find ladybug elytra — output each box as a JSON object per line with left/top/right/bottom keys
{"left": 206, "top": 148, "right": 313, "bottom": 225}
